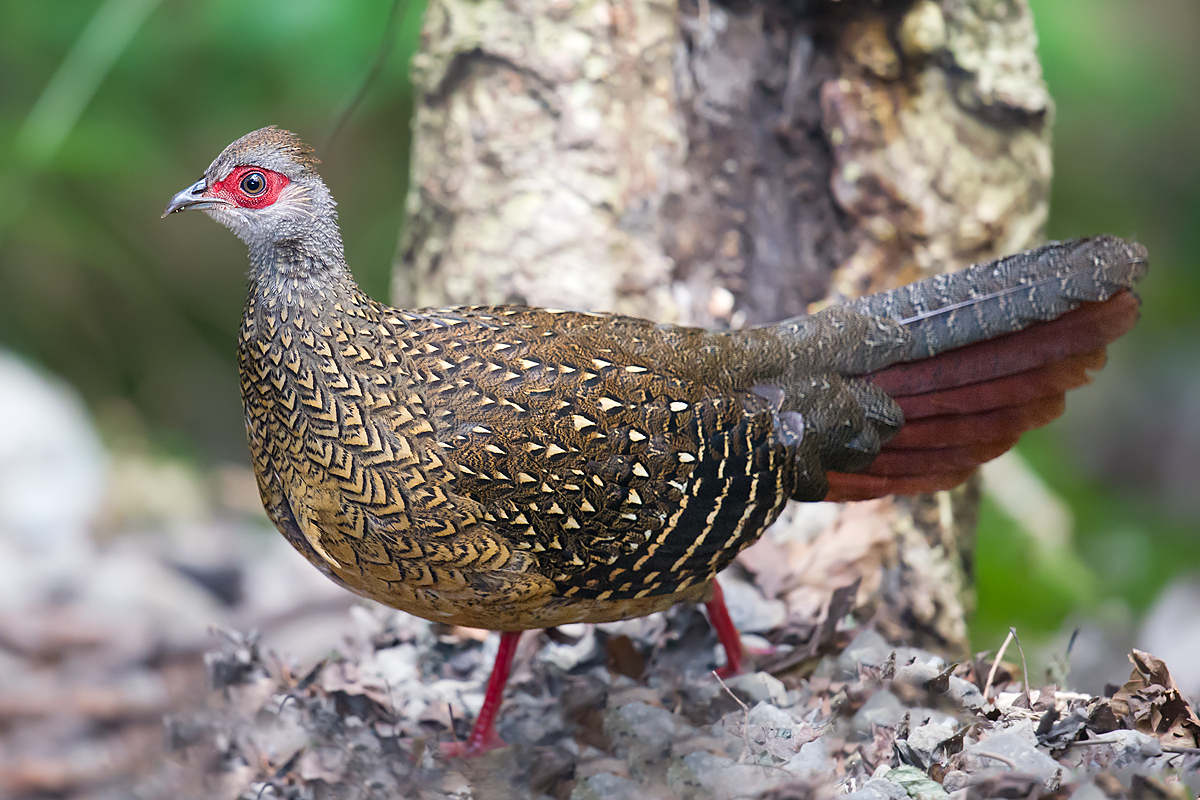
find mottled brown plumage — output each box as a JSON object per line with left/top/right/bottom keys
{"left": 165, "top": 127, "right": 1147, "bottom": 754}
{"left": 239, "top": 298, "right": 812, "bottom": 630}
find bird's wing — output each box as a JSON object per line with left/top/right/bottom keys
{"left": 404, "top": 307, "right": 796, "bottom": 599}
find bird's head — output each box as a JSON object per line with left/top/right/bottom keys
{"left": 163, "top": 127, "right": 341, "bottom": 263}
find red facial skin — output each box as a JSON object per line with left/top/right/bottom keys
{"left": 209, "top": 165, "right": 289, "bottom": 209}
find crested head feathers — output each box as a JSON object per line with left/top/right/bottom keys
{"left": 206, "top": 126, "right": 321, "bottom": 182}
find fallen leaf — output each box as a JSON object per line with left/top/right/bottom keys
{"left": 1110, "top": 649, "right": 1200, "bottom": 748}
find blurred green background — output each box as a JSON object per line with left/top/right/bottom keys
{"left": 0, "top": 1, "right": 1196, "bottom": 656}
{"left": 0, "top": 0, "right": 422, "bottom": 462}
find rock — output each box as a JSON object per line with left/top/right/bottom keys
{"left": 892, "top": 648, "right": 946, "bottom": 672}
{"left": 963, "top": 730, "right": 1061, "bottom": 782}
{"left": 899, "top": 0, "right": 947, "bottom": 57}
{"left": 940, "top": 770, "right": 969, "bottom": 792}
{"left": 834, "top": 628, "right": 892, "bottom": 678}
{"left": 946, "top": 676, "right": 984, "bottom": 710}
{"left": 80, "top": 541, "right": 225, "bottom": 646}
{"left": 0, "top": 352, "right": 107, "bottom": 609}
{"left": 1067, "top": 782, "right": 1109, "bottom": 800}
{"left": 717, "top": 577, "right": 786, "bottom": 633}
{"left": 1138, "top": 577, "right": 1200, "bottom": 698}
{"left": 605, "top": 701, "right": 696, "bottom": 779}
{"left": 571, "top": 773, "right": 653, "bottom": 800}
{"left": 0, "top": 351, "right": 105, "bottom": 554}
{"left": 723, "top": 671, "right": 787, "bottom": 706}
{"left": 374, "top": 642, "right": 421, "bottom": 685}
{"left": 667, "top": 751, "right": 793, "bottom": 800}
{"left": 904, "top": 718, "right": 960, "bottom": 764}
{"left": 1103, "top": 729, "right": 1164, "bottom": 768}
{"left": 540, "top": 624, "right": 600, "bottom": 672}
{"left": 745, "top": 700, "right": 797, "bottom": 731}
{"left": 852, "top": 688, "right": 907, "bottom": 732}
{"left": 844, "top": 776, "right": 909, "bottom": 800}
{"left": 783, "top": 736, "right": 833, "bottom": 775}
{"left": 891, "top": 648, "right": 946, "bottom": 689}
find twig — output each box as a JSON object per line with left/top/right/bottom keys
{"left": 1011, "top": 628, "right": 1031, "bottom": 705}
{"left": 275, "top": 693, "right": 300, "bottom": 716}
{"left": 972, "top": 750, "right": 1017, "bottom": 768}
{"left": 712, "top": 670, "right": 749, "bottom": 714}
{"left": 322, "top": 0, "right": 411, "bottom": 151}
{"left": 445, "top": 704, "right": 461, "bottom": 750}
{"left": 984, "top": 629, "right": 1015, "bottom": 701}
{"left": 713, "top": 670, "right": 752, "bottom": 761}
{"left": 1161, "top": 744, "right": 1200, "bottom": 756}
{"left": 1065, "top": 739, "right": 1200, "bottom": 757}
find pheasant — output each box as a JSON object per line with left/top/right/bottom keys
{"left": 164, "top": 127, "right": 1146, "bottom": 756}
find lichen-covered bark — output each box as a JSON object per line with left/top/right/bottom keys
{"left": 394, "top": 0, "right": 686, "bottom": 320}
{"left": 395, "top": 0, "right": 1053, "bottom": 656}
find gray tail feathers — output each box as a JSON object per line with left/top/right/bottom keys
{"left": 846, "top": 236, "right": 1148, "bottom": 362}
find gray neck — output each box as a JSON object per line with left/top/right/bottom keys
{"left": 241, "top": 184, "right": 358, "bottom": 301}
{"left": 248, "top": 237, "right": 350, "bottom": 285}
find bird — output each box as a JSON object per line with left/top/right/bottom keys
{"left": 164, "top": 126, "right": 1147, "bottom": 756}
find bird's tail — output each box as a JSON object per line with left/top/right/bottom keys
{"left": 847, "top": 236, "right": 1147, "bottom": 367}
{"left": 824, "top": 236, "right": 1147, "bottom": 501}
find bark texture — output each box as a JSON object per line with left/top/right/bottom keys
{"left": 395, "top": 0, "right": 1053, "bottom": 657}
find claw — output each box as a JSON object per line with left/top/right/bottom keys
{"left": 440, "top": 730, "right": 507, "bottom": 758}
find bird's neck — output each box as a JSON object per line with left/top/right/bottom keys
{"left": 246, "top": 232, "right": 361, "bottom": 307}
{"left": 241, "top": 224, "right": 384, "bottom": 355}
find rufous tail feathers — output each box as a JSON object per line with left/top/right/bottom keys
{"left": 826, "top": 287, "right": 1141, "bottom": 502}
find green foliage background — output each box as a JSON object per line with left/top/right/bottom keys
{"left": 0, "top": 1, "right": 1196, "bottom": 657}
{"left": 0, "top": 0, "right": 422, "bottom": 460}
{"left": 973, "top": 0, "right": 1200, "bottom": 650}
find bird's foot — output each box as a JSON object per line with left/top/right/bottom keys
{"left": 440, "top": 729, "right": 507, "bottom": 758}
{"left": 440, "top": 630, "right": 521, "bottom": 758}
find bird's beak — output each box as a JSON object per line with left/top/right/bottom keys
{"left": 161, "top": 177, "right": 230, "bottom": 218}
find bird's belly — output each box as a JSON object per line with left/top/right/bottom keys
{"left": 317, "top": 555, "right": 713, "bottom": 631}
{"left": 273, "top": 482, "right": 718, "bottom": 630}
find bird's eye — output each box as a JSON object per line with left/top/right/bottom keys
{"left": 240, "top": 171, "right": 266, "bottom": 196}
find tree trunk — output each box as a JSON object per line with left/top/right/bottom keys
{"left": 395, "top": 0, "right": 1052, "bottom": 657}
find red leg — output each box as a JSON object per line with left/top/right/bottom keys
{"left": 441, "top": 630, "right": 522, "bottom": 757}
{"left": 705, "top": 579, "right": 744, "bottom": 679}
